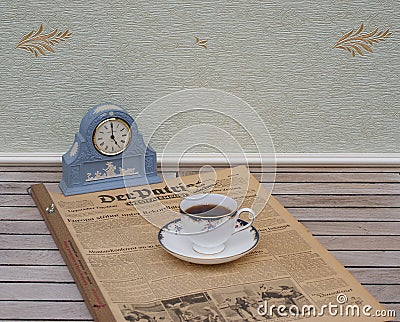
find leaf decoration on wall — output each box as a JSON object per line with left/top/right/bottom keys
{"left": 334, "top": 23, "right": 392, "bottom": 57}
{"left": 16, "top": 24, "right": 72, "bottom": 57}
{"left": 195, "top": 37, "right": 208, "bottom": 49}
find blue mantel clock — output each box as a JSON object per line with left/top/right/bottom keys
{"left": 59, "top": 103, "right": 161, "bottom": 195}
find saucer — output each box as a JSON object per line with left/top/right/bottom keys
{"left": 158, "top": 219, "right": 259, "bottom": 265}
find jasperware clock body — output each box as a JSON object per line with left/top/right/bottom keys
{"left": 59, "top": 103, "right": 161, "bottom": 196}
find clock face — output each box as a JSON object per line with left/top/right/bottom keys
{"left": 93, "top": 118, "right": 132, "bottom": 156}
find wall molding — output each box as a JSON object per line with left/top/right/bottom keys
{"left": 0, "top": 153, "right": 399, "bottom": 167}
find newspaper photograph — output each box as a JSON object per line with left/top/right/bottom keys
{"left": 47, "top": 166, "right": 392, "bottom": 321}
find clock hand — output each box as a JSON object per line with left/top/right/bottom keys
{"left": 109, "top": 122, "right": 121, "bottom": 147}
{"left": 111, "top": 135, "right": 121, "bottom": 148}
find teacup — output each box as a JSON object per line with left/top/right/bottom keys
{"left": 180, "top": 193, "right": 255, "bottom": 254}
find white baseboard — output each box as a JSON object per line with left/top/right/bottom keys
{"left": 0, "top": 153, "right": 399, "bottom": 167}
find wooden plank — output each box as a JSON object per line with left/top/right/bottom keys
{"left": 0, "top": 250, "right": 64, "bottom": 265}
{"left": 1, "top": 205, "right": 399, "bottom": 223}
{"left": 0, "top": 165, "right": 173, "bottom": 172}
{"left": 258, "top": 167, "right": 400, "bottom": 173}
{"left": 0, "top": 207, "right": 40, "bottom": 220}
{"left": 258, "top": 172, "right": 400, "bottom": 183}
{"left": 316, "top": 236, "right": 400, "bottom": 250}
{"left": 3, "top": 220, "right": 399, "bottom": 236}
{"left": 3, "top": 180, "right": 400, "bottom": 208}
{"left": 0, "top": 235, "right": 57, "bottom": 249}
{"left": 0, "top": 182, "right": 32, "bottom": 194}
{"left": 180, "top": 167, "right": 400, "bottom": 174}
{"left": 2, "top": 206, "right": 399, "bottom": 222}
{"left": 0, "top": 174, "right": 178, "bottom": 194}
{"left": 0, "top": 182, "right": 58, "bottom": 194}
{"left": 161, "top": 171, "right": 179, "bottom": 179}
{"left": 287, "top": 208, "right": 400, "bottom": 222}
{"left": 0, "top": 166, "right": 62, "bottom": 172}
{"left": 348, "top": 268, "right": 400, "bottom": 284}
{"left": 364, "top": 285, "right": 400, "bottom": 303}
{"left": 0, "top": 265, "right": 73, "bottom": 282}
{"left": 270, "top": 183, "right": 400, "bottom": 195}
{"left": 4, "top": 282, "right": 398, "bottom": 303}
{"left": 3, "top": 234, "right": 399, "bottom": 251}
{"left": 0, "top": 171, "right": 62, "bottom": 182}
{"left": 0, "top": 321, "right": 93, "bottom": 322}
{"left": 3, "top": 170, "right": 398, "bottom": 184}
{"left": 0, "top": 221, "right": 50, "bottom": 234}
{"left": 1, "top": 265, "right": 398, "bottom": 285}
{"left": 0, "top": 283, "right": 82, "bottom": 301}
{"left": 332, "top": 251, "right": 400, "bottom": 267}
{"left": 9, "top": 181, "right": 400, "bottom": 196}
{"left": 0, "top": 170, "right": 176, "bottom": 183}
{"left": 303, "top": 222, "right": 400, "bottom": 236}
{"left": 2, "top": 307, "right": 394, "bottom": 322}
{"left": 0, "top": 320, "right": 93, "bottom": 322}
{"left": 1, "top": 249, "right": 398, "bottom": 267}
{"left": 0, "top": 301, "right": 91, "bottom": 320}
{"left": 275, "top": 195, "right": 400, "bottom": 207}
{"left": 0, "top": 195, "right": 36, "bottom": 207}
{"left": 160, "top": 169, "right": 400, "bottom": 183}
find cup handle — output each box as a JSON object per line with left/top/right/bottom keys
{"left": 233, "top": 208, "right": 256, "bottom": 234}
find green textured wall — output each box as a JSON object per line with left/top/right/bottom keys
{"left": 0, "top": 0, "right": 398, "bottom": 153}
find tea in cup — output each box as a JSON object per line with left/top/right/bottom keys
{"left": 179, "top": 193, "right": 255, "bottom": 254}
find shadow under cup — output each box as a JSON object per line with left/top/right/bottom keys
{"left": 179, "top": 193, "right": 254, "bottom": 255}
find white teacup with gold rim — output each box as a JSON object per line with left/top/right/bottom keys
{"left": 179, "top": 193, "right": 255, "bottom": 255}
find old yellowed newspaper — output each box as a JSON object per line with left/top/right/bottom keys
{"left": 48, "top": 166, "right": 393, "bottom": 321}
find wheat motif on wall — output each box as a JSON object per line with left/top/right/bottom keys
{"left": 195, "top": 37, "right": 208, "bottom": 49}
{"left": 334, "top": 23, "right": 392, "bottom": 57}
{"left": 16, "top": 24, "right": 72, "bottom": 57}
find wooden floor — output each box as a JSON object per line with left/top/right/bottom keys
{"left": 0, "top": 166, "right": 399, "bottom": 321}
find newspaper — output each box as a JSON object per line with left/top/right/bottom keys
{"left": 48, "top": 166, "right": 391, "bottom": 321}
